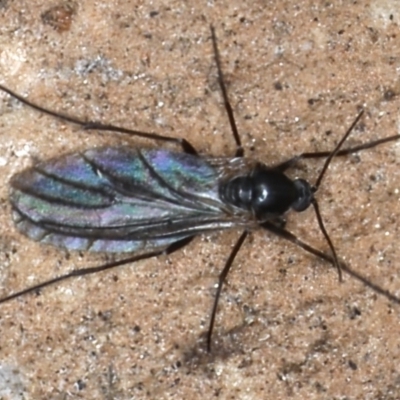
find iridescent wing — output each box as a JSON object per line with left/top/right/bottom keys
{"left": 10, "top": 147, "right": 255, "bottom": 253}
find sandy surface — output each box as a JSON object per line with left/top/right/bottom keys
{"left": 0, "top": 1, "right": 400, "bottom": 399}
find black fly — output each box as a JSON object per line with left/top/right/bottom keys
{"left": 0, "top": 27, "right": 399, "bottom": 351}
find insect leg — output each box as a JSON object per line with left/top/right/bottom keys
{"left": 274, "top": 110, "right": 400, "bottom": 168}
{"left": 274, "top": 110, "right": 365, "bottom": 172}
{"left": 207, "top": 230, "right": 248, "bottom": 352}
{"left": 301, "top": 133, "right": 400, "bottom": 160}
{"left": 261, "top": 221, "right": 400, "bottom": 305}
{"left": 0, "top": 236, "right": 194, "bottom": 304}
{"left": 0, "top": 85, "right": 198, "bottom": 154}
{"left": 210, "top": 26, "right": 244, "bottom": 158}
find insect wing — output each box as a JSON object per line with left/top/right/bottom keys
{"left": 10, "top": 147, "right": 250, "bottom": 253}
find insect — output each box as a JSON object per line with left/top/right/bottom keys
{"left": 0, "top": 27, "right": 399, "bottom": 351}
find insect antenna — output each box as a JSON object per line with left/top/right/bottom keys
{"left": 307, "top": 110, "right": 365, "bottom": 282}
{"left": 271, "top": 108, "right": 400, "bottom": 286}
{"left": 313, "top": 110, "right": 365, "bottom": 190}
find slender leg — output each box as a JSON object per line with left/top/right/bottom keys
{"left": 0, "top": 28, "right": 246, "bottom": 158}
{"left": 261, "top": 221, "right": 400, "bottom": 305}
{"left": 210, "top": 26, "right": 244, "bottom": 158}
{"left": 207, "top": 230, "right": 248, "bottom": 352}
{"left": 274, "top": 111, "right": 400, "bottom": 171}
{"left": 0, "top": 84, "right": 198, "bottom": 154}
{"left": 274, "top": 110, "right": 365, "bottom": 172}
{"left": 301, "top": 134, "right": 400, "bottom": 160}
{"left": 0, "top": 236, "right": 194, "bottom": 304}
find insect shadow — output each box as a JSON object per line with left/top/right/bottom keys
{"left": 0, "top": 26, "right": 399, "bottom": 352}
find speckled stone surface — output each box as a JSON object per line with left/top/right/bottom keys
{"left": 0, "top": 1, "right": 400, "bottom": 399}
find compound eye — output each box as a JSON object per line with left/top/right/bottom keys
{"left": 291, "top": 179, "right": 313, "bottom": 212}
